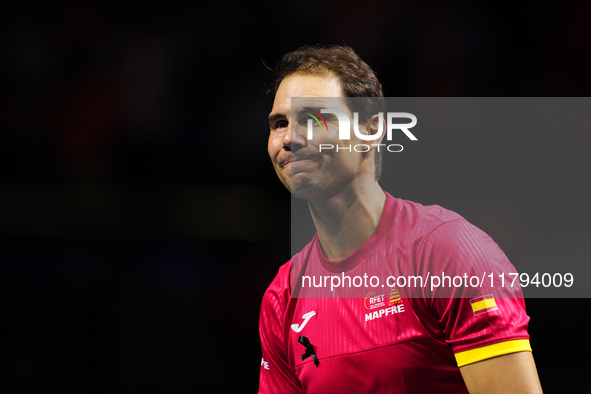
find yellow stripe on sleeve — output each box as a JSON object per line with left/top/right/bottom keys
{"left": 454, "top": 339, "right": 532, "bottom": 367}
{"left": 471, "top": 298, "right": 497, "bottom": 312}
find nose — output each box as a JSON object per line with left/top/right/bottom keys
{"left": 282, "top": 121, "right": 292, "bottom": 149}
{"left": 288, "top": 119, "right": 307, "bottom": 151}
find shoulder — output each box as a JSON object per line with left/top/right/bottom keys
{"left": 261, "top": 260, "right": 292, "bottom": 311}
{"left": 417, "top": 211, "right": 506, "bottom": 266}
{"left": 259, "top": 231, "right": 322, "bottom": 320}
{"left": 386, "top": 194, "right": 515, "bottom": 275}
{"left": 386, "top": 194, "right": 467, "bottom": 241}
{"left": 259, "top": 261, "right": 293, "bottom": 345}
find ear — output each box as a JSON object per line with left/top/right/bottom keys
{"left": 366, "top": 113, "right": 386, "bottom": 148}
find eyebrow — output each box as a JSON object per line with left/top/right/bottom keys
{"left": 268, "top": 113, "right": 286, "bottom": 127}
{"left": 302, "top": 106, "right": 324, "bottom": 113}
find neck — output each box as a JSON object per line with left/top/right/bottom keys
{"left": 308, "top": 179, "right": 386, "bottom": 261}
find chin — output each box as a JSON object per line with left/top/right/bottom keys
{"left": 290, "top": 180, "right": 323, "bottom": 200}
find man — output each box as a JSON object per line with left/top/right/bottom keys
{"left": 259, "top": 45, "right": 543, "bottom": 393}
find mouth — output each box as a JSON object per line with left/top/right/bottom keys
{"left": 278, "top": 147, "right": 321, "bottom": 169}
{"left": 278, "top": 157, "right": 291, "bottom": 168}
{"left": 281, "top": 156, "right": 316, "bottom": 168}
{"left": 292, "top": 158, "right": 315, "bottom": 164}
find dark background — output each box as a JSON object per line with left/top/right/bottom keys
{"left": 2, "top": 1, "right": 590, "bottom": 392}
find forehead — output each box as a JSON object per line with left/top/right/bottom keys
{"left": 270, "top": 73, "right": 346, "bottom": 116}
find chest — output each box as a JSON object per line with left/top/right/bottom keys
{"left": 287, "top": 296, "right": 432, "bottom": 366}
{"left": 285, "top": 296, "right": 464, "bottom": 393}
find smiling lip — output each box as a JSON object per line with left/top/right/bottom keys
{"left": 292, "top": 158, "right": 314, "bottom": 164}
{"left": 286, "top": 158, "right": 316, "bottom": 167}
{"left": 281, "top": 156, "right": 316, "bottom": 167}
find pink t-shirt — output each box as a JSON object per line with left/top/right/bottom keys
{"left": 259, "top": 193, "right": 531, "bottom": 393}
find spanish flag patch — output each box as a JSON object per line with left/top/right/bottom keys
{"left": 470, "top": 294, "right": 498, "bottom": 316}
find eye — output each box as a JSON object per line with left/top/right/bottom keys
{"left": 272, "top": 119, "right": 288, "bottom": 130}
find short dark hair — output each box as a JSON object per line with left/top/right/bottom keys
{"left": 272, "top": 45, "right": 386, "bottom": 181}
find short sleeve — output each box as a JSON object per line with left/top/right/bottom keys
{"left": 259, "top": 262, "right": 303, "bottom": 394}
{"left": 419, "top": 219, "right": 532, "bottom": 367}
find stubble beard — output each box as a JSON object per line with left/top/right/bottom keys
{"left": 286, "top": 171, "right": 331, "bottom": 201}
{"left": 275, "top": 161, "right": 347, "bottom": 200}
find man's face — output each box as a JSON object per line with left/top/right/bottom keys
{"left": 268, "top": 73, "right": 370, "bottom": 200}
